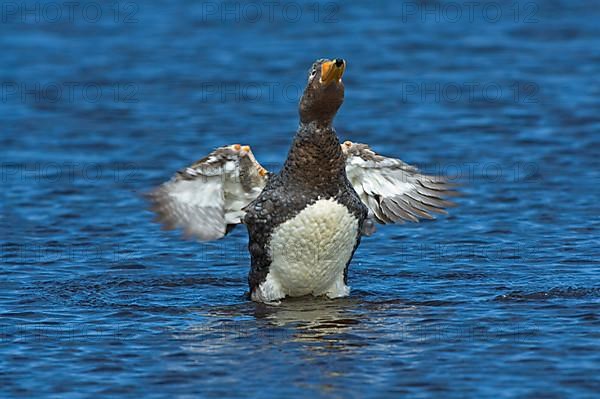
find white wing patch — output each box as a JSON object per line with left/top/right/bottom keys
{"left": 342, "top": 141, "right": 458, "bottom": 224}
{"left": 149, "top": 145, "right": 268, "bottom": 241}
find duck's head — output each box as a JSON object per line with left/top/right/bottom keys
{"left": 299, "top": 58, "right": 346, "bottom": 125}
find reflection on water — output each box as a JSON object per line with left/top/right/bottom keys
{"left": 180, "top": 297, "right": 365, "bottom": 355}
{"left": 179, "top": 295, "right": 434, "bottom": 363}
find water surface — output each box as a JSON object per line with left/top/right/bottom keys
{"left": 1, "top": 0, "right": 599, "bottom": 397}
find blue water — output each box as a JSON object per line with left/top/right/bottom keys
{"left": 2, "top": 0, "right": 599, "bottom": 397}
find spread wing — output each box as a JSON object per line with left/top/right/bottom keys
{"left": 148, "top": 144, "right": 269, "bottom": 241}
{"left": 342, "top": 141, "right": 458, "bottom": 225}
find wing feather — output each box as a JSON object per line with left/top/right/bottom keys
{"left": 149, "top": 145, "right": 268, "bottom": 241}
{"left": 342, "top": 141, "right": 458, "bottom": 225}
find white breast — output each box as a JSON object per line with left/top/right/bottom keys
{"left": 252, "top": 199, "right": 359, "bottom": 302}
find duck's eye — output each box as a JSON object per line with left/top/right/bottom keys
{"left": 308, "top": 68, "right": 318, "bottom": 81}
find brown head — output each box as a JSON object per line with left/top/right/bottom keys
{"left": 299, "top": 58, "right": 346, "bottom": 125}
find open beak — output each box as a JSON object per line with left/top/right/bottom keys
{"left": 320, "top": 59, "right": 346, "bottom": 86}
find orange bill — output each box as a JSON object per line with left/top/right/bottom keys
{"left": 320, "top": 60, "right": 346, "bottom": 85}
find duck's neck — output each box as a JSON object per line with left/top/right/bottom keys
{"left": 281, "top": 121, "right": 346, "bottom": 189}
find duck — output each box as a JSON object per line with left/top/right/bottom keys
{"left": 149, "top": 58, "right": 457, "bottom": 303}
